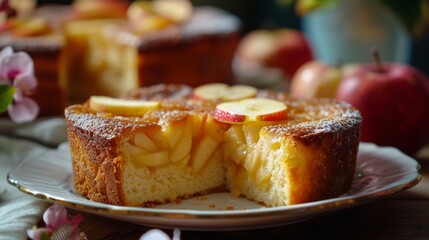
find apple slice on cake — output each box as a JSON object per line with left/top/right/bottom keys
{"left": 193, "top": 83, "right": 257, "bottom": 101}
{"left": 215, "top": 98, "right": 288, "bottom": 124}
{"left": 89, "top": 96, "right": 159, "bottom": 116}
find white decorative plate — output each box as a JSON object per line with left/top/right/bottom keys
{"left": 7, "top": 143, "right": 421, "bottom": 231}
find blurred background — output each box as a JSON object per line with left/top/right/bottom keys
{"left": 34, "top": 0, "right": 429, "bottom": 75}
{"left": 3, "top": 0, "right": 429, "bottom": 154}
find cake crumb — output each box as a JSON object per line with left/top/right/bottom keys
{"left": 174, "top": 199, "right": 182, "bottom": 204}
{"left": 208, "top": 203, "right": 216, "bottom": 208}
{"left": 226, "top": 205, "right": 234, "bottom": 210}
{"left": 196, "top": 196, "right": 208, "bottom": 201}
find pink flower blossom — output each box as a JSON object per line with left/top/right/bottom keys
{"left": 0, "top": 46, "right": 39, "bottom": 123}
{"left": 28, "top": 204, "right": 85, "bottom": 240}
{"left": 43, "top": 204, "right": 68, "bottom": 232}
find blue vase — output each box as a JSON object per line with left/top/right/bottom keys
{"left": 302, "top": 0, "right": 412, "bottom": 64}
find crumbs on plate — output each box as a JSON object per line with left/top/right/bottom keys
{"left": 226, "top": 205, "right": 234, "bottom": 210}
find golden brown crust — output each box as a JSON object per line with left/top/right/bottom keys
{"left": 66, "top": 104, "right": 162, "bottom": 205}
{"left": 125, "top": 84, "right": 193, "bottom": 101}
{"left": 65, "top": 86, "right": 361, "bottom": 206}
{"left": 90, "top": 7, "right": 240, "bottom": 93}
{"left": 270, "top": 120, "right": 359, "bottom": 204}
{"left": 261, "top": 98, "right": 360, "bottom": 204}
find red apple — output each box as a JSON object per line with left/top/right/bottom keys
{"left": 335, "top": 63, "right": 429, "bottom": 155}
{"left": 236, "top": 29, "right": 314, "bottom": 80}
{"left": 215, "top": 98, "right": 288, "bottom": 124}
{"left": 290, "top": 60, "right": 342, "bottom": 98}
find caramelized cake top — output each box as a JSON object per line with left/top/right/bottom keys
{"left": 66, "top": 84, "right": 361, "bottom": 145}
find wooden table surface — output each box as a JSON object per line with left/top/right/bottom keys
{"left": 70, "top": 146, "right": 429, "bottom": 240}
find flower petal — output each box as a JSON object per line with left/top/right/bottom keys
{"left": 0, "top": 46, "right": 14, "bottom": 64}
{"left": 43, "top": 204, "right": 68, "bottom": 231}
{"left": 0, "top": 52, "right": 35, "bottom": 80}
{"left": 0, "top": 46, "right": 14, "bottom": 85}
{"left": 8, "top": 96, "right": 39, "bottom": 123}
{"left": 13, "top": 88, "right": 23, "bottom": 103}
{"left": 13, "top": 72, "right": 38, "bottom": 93}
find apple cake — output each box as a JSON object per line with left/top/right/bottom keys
{"left": 61, "top": 6, "right": 240, "bottom": 105}
{"left": 0, "top": 5, "right": 70, "bottom": 116}
{"left": 65, "top": 84, "right": 362, "bottom": 207}
{"left": 1, "top": 1, "right": 240, "bottom": 113}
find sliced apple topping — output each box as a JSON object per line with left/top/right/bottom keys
{"left": 223, "top": 125, "right": 246, "bottom": 163}
{"left": 190, "top": 136, "right": 219, "bottom": 173}
{"left": 243, "top": 123, "right": 262, "bottom": 146}
{"left": 230, "top": 145, "right": 247, "bottom": 165}
{"left": 223, "top": 142, "right": 238, "bottom": 160}
{"left": 191, "top": 114, "right": 206, "bottom": 139}
{"left": 134, "top": 133, "right": 158, "bottom": 152}
{"left": 174, "top": 154, "right": 191, "bottom": 168}
{"left": 124, "top": 112, "right": 225, "bottom": 171}
{"left": 125, "top": 142, "right": 171, "bottom": 168}
{"left": 150, "top": 130, "right": 169, "bottom": 150}
{"left": 215, "top": 98, "right": 287, "bottom": 124}
{"left": 203, "top": 117, "right": 226, "bottom": 142}
{"left": 244, "top": 142, "right": 262, "bottom": 176}
{"left": 223, "top": 123, "right": 263, "bottom": 169}
{"left": 193, "top": 83, "right": 257, "bottom": 101}
{"left": 10, "top": 18, "right": 51, "bottom": 37}
{"left": 0, "top": 19, "right": 24, "bottom": 32}
{"left": 127, "top": 0, "right": 153, "bottom": 22}
{"left": 132, "top": 150, "right": 170, "bottom": 168}
{"left": 127, "top": 0, "right": 192, "bottom": 34}
{"left": 153, "top": 0, "right": 193, "bottom": 23}
{"left": 124, "top": 142, "right": 149, "bottom": 156}
{"left": 170, "top": 118, "right": 192, "bottom": 162}
{"left": 224, "top": 125, "right": 245, "bottom": 144}
{"left": 89, "top": 96, "right": 159, "bottom": 116}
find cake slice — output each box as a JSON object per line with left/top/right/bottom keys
{"left": 65, "top": 85, "right": 361, "bottom": 207}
